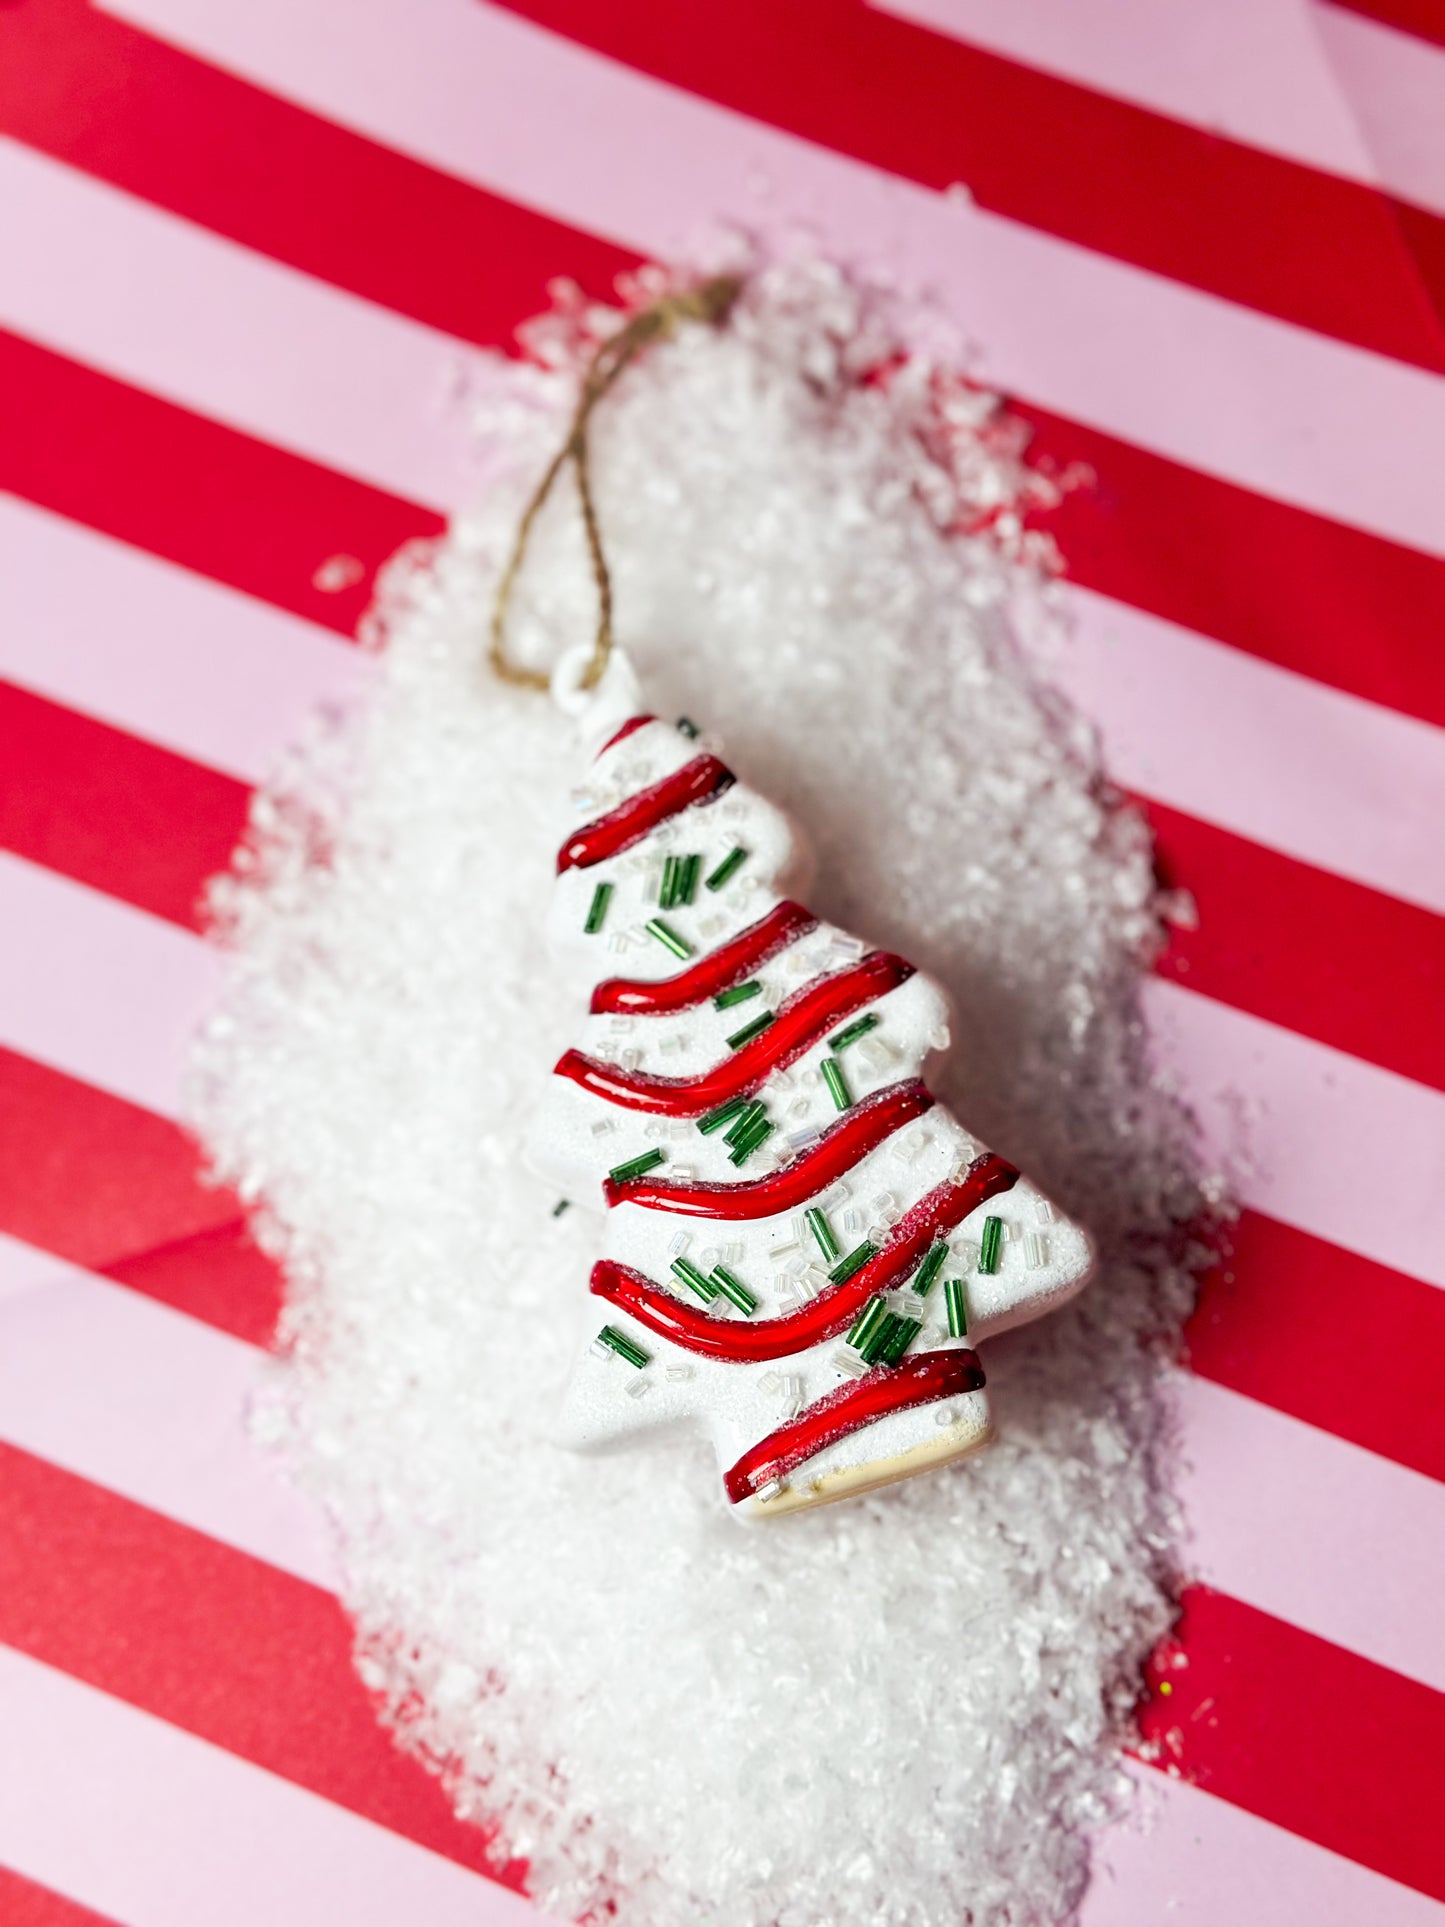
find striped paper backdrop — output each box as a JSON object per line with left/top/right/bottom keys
{"left": 1, "top": 1, "right": 1443, "bottom": 1920}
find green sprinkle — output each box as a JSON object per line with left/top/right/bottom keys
{"left": 584, "top": 882, "right": 612, "bottom": 935}
{"left": 728, "top": 1117, "right": 774, "bottom": 1166}
{"left": 672, "top": 1256, "right": 719, "bottom": 1302}
{"left": 659, "top": 855, "right": 679, "bottom": 910}
{"left": 646, "top": 917, "right": 693, "bottom": 960}
{"left": 846, "top": 1295, "right": 889, "bottom": 1354}
{"left": 714, "top": 979, "right": 762, "bottom": 1011}
{"left": 674, "top": 853, "right": 701, "bottom": 906}
{"left": 829, "top": 1012, "right": 879, "bottom": 1051}
{"left": 912, "top": 1240, "right": 948, "bottom": 1297}
{"left": 723, "top": 1100, "right": 766, "bottom": 1147}
{"left": 805, "top": 1206, "right": 840, "bottom": 1263}
{"left": 676, "top": 716, "right": 701, "bottom": 739}
{"left": 944, "top": 1277, "right": 969, "bottom": 1338}
{"left": 711, "top": 1265, "right": 758, "bottom": 1315}
{"left": 978, "top": 1216, "right": 1004, "bottom": 1275}
{"left": 726, "top": 1011, "right": 776, "bottom": 1052}
{"left": 698, "top": 1096, "right": 750, "bottom": 1136}
{"left": 552, "top": 1199, "right": 571, "bottom": 1218}
{"left": 608, "top": 1147, "right": 666, "bottom": 1185}
{"left": 596, "top": 1325, "right": 650, "bottom": 1369}
{"left": 830, "top": 1241, "right": 877, "bottom": 1285}
{"left": 705, "top": 846, "right": 748, "bottom": 892}
{"left": 876, "top": 1315, "right": 922, "bottom": 1366}
{"left": 820, "top": 1056, "right": 853, "bottom": 1112}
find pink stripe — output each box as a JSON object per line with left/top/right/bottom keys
{"left": 0, "top": 1649, "right": 540, "bottom": 1927}
{"left": 0, "top": 1234, "right": 332, "bottom": 1589}
{"left": 1144, "top": 976, "right": 1445, "bottom": 1289}
{"left": 882, "top": 0, "right": 1381, "bottom": 185}
{"left": 106, "top": 0, "right": 1445, "bottom": 557}
{"left": 1033, "top": 582, "right": 1445, "bottom": 915}
{"left": 0, "top": 855, "right": 216, "bottom": 1116}
{"left": 0, "top": 134, "right": 472, "bottom": 509}
{"left": 0, "top": 495, "right": 366, "bottom": 788}
{"left": 1316, "top": 3, "right": 1445, "bottom": 217}
{"left": 1085, "top": 1763, "right": 1445, "bottom": 1927}
{"left": 1172, "top": 1371, "right": 1445, "bottom": 1693}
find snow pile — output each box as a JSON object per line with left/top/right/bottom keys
{"left": 193, "top": 256, "right": 1202, "bottom": 1926}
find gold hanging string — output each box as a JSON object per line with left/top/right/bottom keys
{"left": 489, "top": 274, "right": 742, "bottom": 692}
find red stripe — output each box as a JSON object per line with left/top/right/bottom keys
{"left": 1140, "top": 1585, "right": 1445, "bottom": 1899}
{"left": 0, "top": 1444, "right": 525, "bottom": 1889}
{"left": 0, "top": 1047, "right": 282, "bottom": 1346}
{"left": 558, "top": 755, "right": 734, "bottom": 870}
{"left": 0, "top": 0, "right": 632, "bottom": 347}
{"left": 592, "top": 1156, "right": 1018, "bottom": 1361}
{"left": 723, "top": 1347, "right": 986, "bottom": 1501}
{"left": 1185, "top": 1210, "right": 1445, "bottom": 1486}
{"left": 1144, "top": 798, "right": 1445, "bottom": 1094}
{"left": 557, "top": 951, "right": 914, "bottom": 1114}
{"left": 596, "top": 713, "right": 656, "bottom": 755}
{"left": 1019, "top": 404, "right": 1445, "bottom": 730}
{"left": 0, "top": 681, "right": 249, "bottom": 934}
{"left": 607, "top": 1079, "right": 935, "bottom": 1213}
{"left": 497, "top": 0, "right": 1445, "bottom": 372}
{"left": 0, "top": 327, "right": 441, "bottom": 639}
{"left": 592, "top": 901, "right": 819, "bottom": 1015}
{"left": 1326, "top": 0, "right": 1445, "bottom": 50}
{"left": 0, "top": 1870, "right": 120, "bottom": 1927}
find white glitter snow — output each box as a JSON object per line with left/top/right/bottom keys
{"left": 191, "top": 255, "right": 1205, "bottom": 1926}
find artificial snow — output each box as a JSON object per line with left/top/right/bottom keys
{"left": 192, "top": 256, "right": 1205, "bottom": 1925}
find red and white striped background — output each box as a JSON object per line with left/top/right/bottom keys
{"left": 1, "top": 1, "right": 1442, "bottom": 1920}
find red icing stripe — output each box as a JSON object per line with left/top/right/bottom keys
{"left": 591, "top": 1155, "right": 1018, "bottom": 1361}
{"left": 596, "top": 714, "right": 654, "bottom": 756}
{"left": 607, "top": 1079, "right": 935, "bottom": 1213}
{"left": 724, "top": 1348, "right": 987, "bottom": 1503}
{"left": 557, "top": 754, "right": 733, "bottom": 872}
{"left": 591, "top": 900, "right": 818, "bottom": 1015}
{"left": 558, "top": 950, "right": 915, "bottom": 1115}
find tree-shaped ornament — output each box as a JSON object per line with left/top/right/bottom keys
{"left": 500, "top": 280, "right": 1095, "bottom": 1519}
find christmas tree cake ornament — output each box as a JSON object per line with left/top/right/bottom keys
{"left": 499, "top": 279, "right": 1096, "bottom": 1518}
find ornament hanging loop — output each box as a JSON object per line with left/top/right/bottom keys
{"left": 489, "top": 274, "right": 742, "bottom": 695}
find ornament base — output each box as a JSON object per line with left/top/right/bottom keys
{"left": 744, "top": 1392, "right": 994, "bottom": 1519}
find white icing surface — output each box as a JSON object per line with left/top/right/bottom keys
{"left": 531, "top": 703, "right": 1095, "bottom": 1513}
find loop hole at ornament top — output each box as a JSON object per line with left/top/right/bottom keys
{"left": 552, "top": 643, "right": 645, "bottom": 749}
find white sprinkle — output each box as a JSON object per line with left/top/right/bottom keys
{"left": 607, "top": 1016, "right": 635, "bottom": 1034}
{"left": 664, "top": 1365, "right": 694, "bottom": 1384}
{"left": 933, "top": 1407, "right": 955, "bottom": 1427}
{"left": 624, "top": 1377, "right": 652, "bottom": 1401}
{"left": 668, "top": 1231, "right": 691, "bottom": 1256}
{"left": 1024, "top": 1232, "right": 1049, "bottom": 1270}
{"left": 843, "top": 1207, "right": 863, "bottom": 1233}
{"left": 754, "top": 1479, "right": 785, "bottom": 1503}
{"left": 1035, "top": 1198, "right": 1054, "bottom": 1224}
{"left": 590, "top": 1119, "right": 616, "bottom": 1138}
{"left": 758, "top": 1371, "right": 782, "bottom": 1395}
{"left": 832, "top": 1349, "right": 870, "bottom": 1379}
